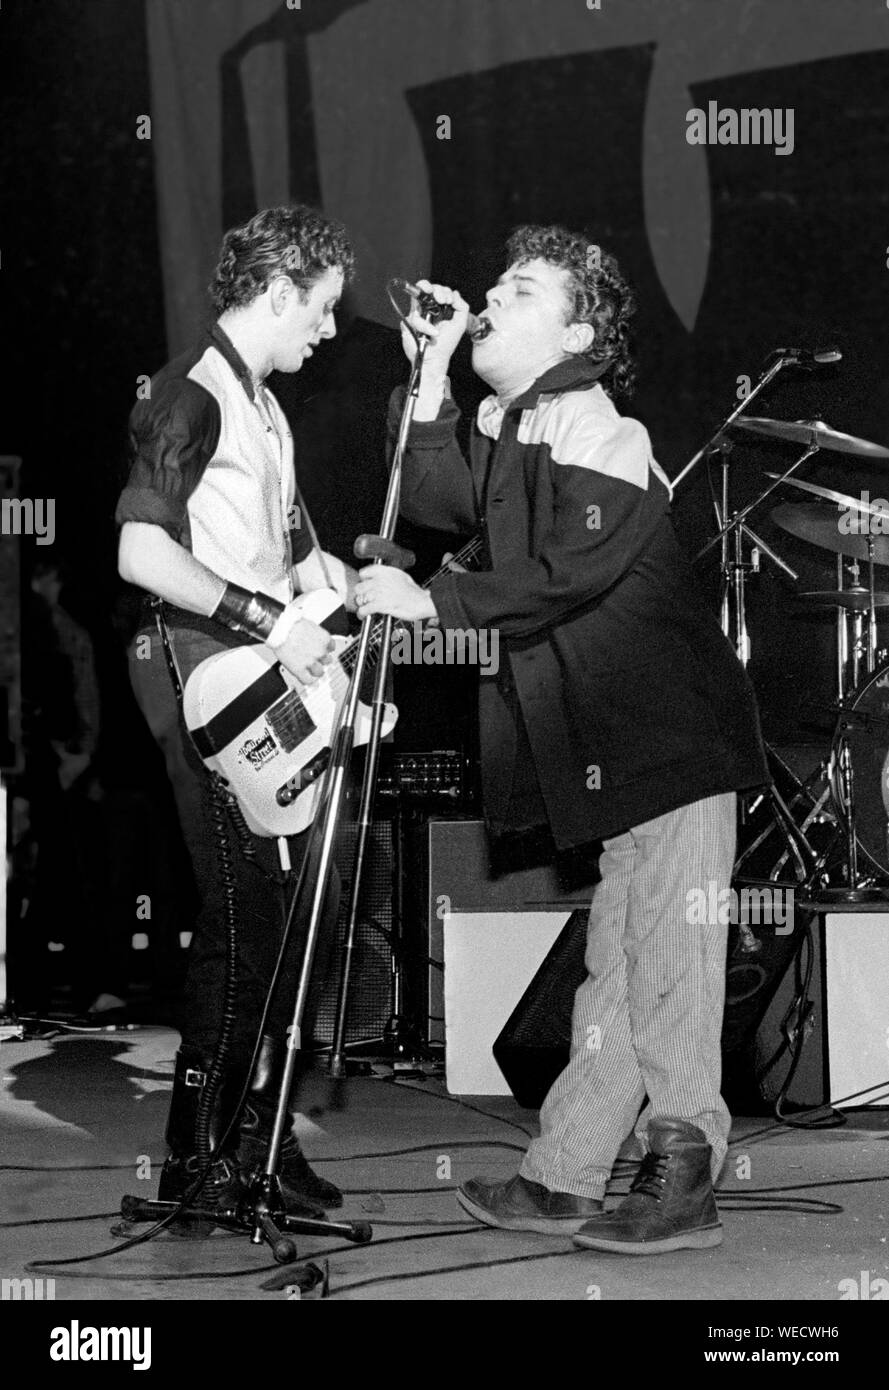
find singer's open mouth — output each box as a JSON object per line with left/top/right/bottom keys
{"left": 470, "top": 318, "right": 494, "bottom": 342}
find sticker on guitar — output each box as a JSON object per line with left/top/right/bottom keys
{"left": 237, "top": 730, "right": 279, "bottom": 769}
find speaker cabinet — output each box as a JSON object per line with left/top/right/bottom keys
{"left": 721, "top": 913, "right": 825, "bottom": 1112}
{"left": 721, "top": 909, "right": 889, "bottom": 1114}
{"left": 823, "top": 912, "right": 889, "bottom": 1107}
{"left": 425, "top": 819, "right": 598, "bottom": 1093}
{"left": 310, "top": 819, "right": 396, "bottom": 1047}
{"left": 492, "top": 901, "right": 889, "bottom": 1114}
{"left": 493, "top": 909, "right": 588, "bottom": 1107}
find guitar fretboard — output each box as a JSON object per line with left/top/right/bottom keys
{"left": 339, "top": 533, "right": 486, "bottom": 677}
{"left": 269, "top": 533, "right": 486, "bottom": 725}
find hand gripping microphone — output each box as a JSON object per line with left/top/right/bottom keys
{"left": 389, "top": 277, "right": 493, "bottom": 341}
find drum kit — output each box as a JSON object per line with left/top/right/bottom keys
{"left": 677, "top": 362, "right": 889, "bottom": 906}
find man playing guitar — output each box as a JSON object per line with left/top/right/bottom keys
{"left": 117, "top": 204, "right": 358, "bottom": 1229}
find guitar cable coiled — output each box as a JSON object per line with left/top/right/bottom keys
{"left": 192, "top": 772, "right": 243, "bottom": 1190}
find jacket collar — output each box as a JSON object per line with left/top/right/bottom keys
{"left": 207, "top": 321, "right": 257, "bottom": 402}
{"left": 507, "top": 356, "right": 612, "bottom": 414}
{"left": 476, "top": 357, "right": 612, "bottom": 440}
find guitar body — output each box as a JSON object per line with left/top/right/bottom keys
{"left": 182, "top": 589, "right": 397, "bottom": 837}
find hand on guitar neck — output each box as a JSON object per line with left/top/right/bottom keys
{"left": 273, "top": 616, "right": 336, "bottom": 686}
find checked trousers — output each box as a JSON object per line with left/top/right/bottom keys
{"left": 520, "top": 792, "right": 737, "bottom": 1200}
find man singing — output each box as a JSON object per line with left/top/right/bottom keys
{"left": 117, "top": 205, "right": 358, "bottom": 1229}
{"left": 355, "top": 225, "right": 769, "bottom": 1254}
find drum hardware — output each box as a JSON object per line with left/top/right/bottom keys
{"left": 816, "top": 665, "right": 889, "bottom": 892}
{"left": 735, "top": 747, "right": 838, "bottom": 900}
{"left": 771, "top": 505, "right": 884, "bottom": 699}
{"left": 705, "top": 442, "right": 815, "bottom": 665}
{"left": 672, "top": 352, "right": 812, "bottom": 663}
{"left": 813, "top": 721, "right": 889, "bottom": 905}
{"left": 765, "top": 494, "right": 889, "bottom": 900}
{"left": 767, "top": 497, "right": 889, "bottom": 566}
{"left": 705, "top": 416, "right": 889, "bottom": 665}
{"left": 683, "top": 388, "right": 889, "bottom": 902}
{"left": 693, "top": 435, "right": 807, "bottom": 666}
{"left": 796, "top": 589, "right": 889, "bottom": 611}
{"left": 762, "top": 471, "right": 889, "bottom": 520}
{"left": 735, "top": 417, "right": 889, "bottom": 460}
{"left": 693, "top": 415, "right": 889, "bottom": 665}
{"left": 672, "top": 356, "right": 790, "bottom": 493}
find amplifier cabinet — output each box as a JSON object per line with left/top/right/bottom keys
{"left": 426, "top": 819, "right": 597, "bottom": 1094}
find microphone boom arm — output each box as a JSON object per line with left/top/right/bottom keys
{"left": 672, "top": 357, "right": 786, "bottom": 490}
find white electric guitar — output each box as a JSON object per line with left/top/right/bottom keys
{"left": 182, "top": 536, "right": 484, "bottom": 836}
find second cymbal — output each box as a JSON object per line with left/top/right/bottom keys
{"left": 764, "top": 472, "right": 889, "bottom": 518}
{"left": 771, "top": 503, "right": 889, "bottom": 565}
{"left": 796, "top": 589, "right": 889, "bottom": 611}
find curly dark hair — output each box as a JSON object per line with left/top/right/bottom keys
{"left": 210, "top": 204, "right": 355, "bottom": 314}
{"left": 505, "top": 224, "right": 636, "bottom": 398}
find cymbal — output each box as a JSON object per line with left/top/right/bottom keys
{"left": 796, "top": 589, "right": 889, "bottom": 611}
{"left": 771, "top": 503, "right": 889, "bottom": 565}
{"left": 735, "top": 417, "right": 889, "bottom": 460}
{"left": 764, "top": 472, "right": 888, "bottom": 517}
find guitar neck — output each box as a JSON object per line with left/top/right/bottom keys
{"left": 340, "top": 533, "right": 486, "bottom": 674}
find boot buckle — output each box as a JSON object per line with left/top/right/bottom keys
{"left": 183, "top": 1068, "right": 206, "bottom": 1088}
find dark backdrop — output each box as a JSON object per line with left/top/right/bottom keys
{"left": 5, "top": 1, "right": 889, "bottom": 761}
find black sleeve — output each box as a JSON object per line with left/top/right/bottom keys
{"left": 289, "top": 481, "right": 315, "bottom": 565}
{"left": 388, "top": 385, "right": 479, "bottom": 536}
{"left": 115, "top": 377, "right": 221, "bottom": 540}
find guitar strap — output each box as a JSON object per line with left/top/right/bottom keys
{"left": 291, "top": 476, "right": 336, "bottom": 597}
{"left": 151, "top": 596, "right": 185, "bottom": 707}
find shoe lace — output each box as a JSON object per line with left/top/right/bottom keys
{"left": 630, "top": 1151, "right": 671, "bottom": 1201}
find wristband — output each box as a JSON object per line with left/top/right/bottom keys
{"left": 266, "top": 597, "right": 310, "bottom": 651}
{"left": 211, "top": 583, "right": 285, "bottom": 641}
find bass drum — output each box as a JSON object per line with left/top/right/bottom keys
{"left": 837, "top": 663, "right": 889, "bottom": 875}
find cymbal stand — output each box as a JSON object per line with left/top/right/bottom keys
{"left": 816, "top": 711, "right": 888, "bottom": 905}
{"left": 834, "top": 554, "right": 876, "bottom": 698}
{"left": 681, "top": 380, "right": 835, "bottom": 897}
{"left": 698, "top": 439, "right": 815, "bottom": 665}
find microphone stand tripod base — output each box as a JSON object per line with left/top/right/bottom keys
{"left": 117, "top": 1183, "right": 372, "bottom": 1264}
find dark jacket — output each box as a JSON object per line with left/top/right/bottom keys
{"left": 392, "top": 358, "right": 769, "bottom": 848}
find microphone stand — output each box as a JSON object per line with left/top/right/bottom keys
{"left": 671, "top": 356, "right": 787, "bottom": 491}
{"left": 329, "top": 333, "right": 431, "bottom": 1078}
{"left": 236, "top": 335, "right": 430, "bottom": 1254}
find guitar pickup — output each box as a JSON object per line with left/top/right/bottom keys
{"left": 276, "top": 750, "right": 331, "bottom": 806}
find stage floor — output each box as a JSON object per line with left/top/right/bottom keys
{"left": 1, "top": 1027, "right": 888, "bottom": 1302}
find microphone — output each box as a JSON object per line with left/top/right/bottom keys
{"left": 766, "top": 345, "right": 843, "bottom": 367}
{"left": 389, "top": 277, "right": 493, "bottom": 341}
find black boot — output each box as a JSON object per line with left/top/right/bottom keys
{"left": 157, "top": 1047, "right": 245, "bottom": 1236}
{"left": 238, "top": 1035, "right": 342, "bottom": 1213}
{"left": 572, "top": 1117, "right": 722, "bottom": 1254}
